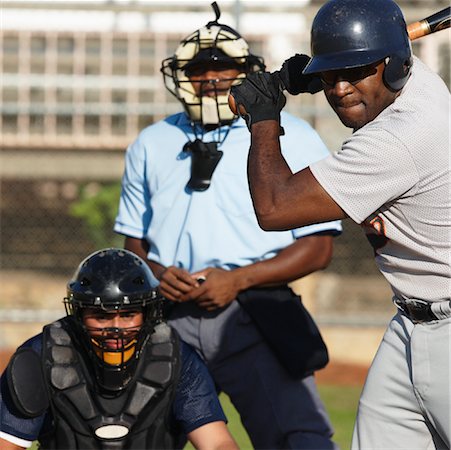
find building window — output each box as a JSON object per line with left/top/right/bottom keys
{"left": 85, "top": 115, "right": 100, "bottom": 135}
{"left": 112, "top": 38, "right": 128, "bottom": 75}
{"left": 85, "top": 89, "right": 100, "bottom": 103}
{"left": 57, "top": 88, "right": 73, "bottom": 103}
{"left": 3, "top": 57, "right": 19, "bottom": 73}
{"left": 2, "top": 114, "right": 18, "bottom": 133}
{"left": 57, "top": 37, "right": 74, "bottom": 54}
{"left": 3, "top": 36, "right": 19, "bottom": 73}
{"left": 138, "top": 115, "right": 152, "bottom": 130}
{"left": 57, "top": 56, "right": 73, "bottom": 74}
{"left": 112, "top": 89, "right": 127, "bottom": 104}
{"left": 85, "top": 37, "right": 101, "bottom": 75}
{"left": 31, "top": 36, "right": 46, "bottom": 54}
{"left": 30, "top": 114, "right": 45, "bottom": 134}
{"left": 30, "top": 87, "right": 45, "bottom": 103}
{"left": 3, "top": 35, "right": 19, "bottom": 54}
{"left": 3, "top": 87, "right": 18, "bottom": 102}
{"left": 139, "top": 60, "right": 153, "bottom": 76}
{"left": 112, "top": 115, "right": 126, "bottom": 135}
{"left": 167, "top": 38, "right": 181, "bottom": 56}
{"left": 85, "top": 59, "right": 100, "bottom": 75}
{"left": 138, "top": 89, "right": 153, "bottom": 103}
{"left": 140, "top": 39, "right": 154, "bottom": 57}
{"left": 30, "top": 36, "right": 46, "bottom": 73}
{"left": 86, "top": 37, "right": 101, "bottom": 55}
{"left": 57, "top": 115, "right": 73, "bottom": 134}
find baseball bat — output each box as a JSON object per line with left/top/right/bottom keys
{"left": 407, "top": 6, "right": 450, "bottom": 40}
{"left": 228, "top": 6, "right": 451, "bottom": 115}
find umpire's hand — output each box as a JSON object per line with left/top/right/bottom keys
{"left": 230, "top": 71, "right": 286, "bottom": 131}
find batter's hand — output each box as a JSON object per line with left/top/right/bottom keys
{"left": 278, "top": 54, "right": 323, "bottom": 95}
{"left": 230, "top": 71, "right": 286, "bottom": 131}
{"left": 158, "top": 266, "right": 200, "bottom": 302}
{"left": 181, "top": 268, "right": 240, "bottom": 311}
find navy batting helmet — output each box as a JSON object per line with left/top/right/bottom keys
{"left": 303, "top": 0, "right": 412, "bottom": 91}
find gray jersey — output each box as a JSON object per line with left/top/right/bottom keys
{"left": 311, "top": 57, "right": 451, "bottom": 302}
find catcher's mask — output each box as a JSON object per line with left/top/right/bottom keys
{"left": 64, "top": 248, "right": 163, "bottom": 392}
{"left": 303, "top": 0, "right": 412, "bottom": 91}
{"left": 161, "top": 1, "right": 265, "bottom": 131}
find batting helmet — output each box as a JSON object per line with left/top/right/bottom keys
{"left": 161, "top": 2, "right": 265, "bottom": 128}
{"left": 65, "top": 248, "right": 162, "bottom": 391}
{"left": 303, "top": 0, "right": 412, "bottom": 91}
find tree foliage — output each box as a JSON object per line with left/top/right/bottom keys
{"left": 70, "top": 182, "right": 124, "bottom": 249}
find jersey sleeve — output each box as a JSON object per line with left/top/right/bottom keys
{"left": 310, "top": 127, "right": 419, "bottom": 223}
{"left": 0, "top": 335, "right": 46, "bottom": 447}
{"left": 114, "top": 134, "right": 152, "bottom": 239}
{"left": 172, "top": 342, "right": 226, "bottom": 435}
{"left": 280, "top": 112, "right": 343, "bottom": 238}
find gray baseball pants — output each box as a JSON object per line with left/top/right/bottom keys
{"left": 168, "top": 300, "right": 338, "bottom": 450}
{"left": 352, "top": 310, "right": 451, "bottom": 449}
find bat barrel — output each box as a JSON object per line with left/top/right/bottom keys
{"left": 408, "top": 6, "right": 451, "bottom": 40}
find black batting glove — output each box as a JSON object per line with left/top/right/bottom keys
{"left": 278, "top": 53, "right": 323, "bottom": 95}
{"left": 230, "top": 71, "right": 286, "bottom": 132}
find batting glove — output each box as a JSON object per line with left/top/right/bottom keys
{"left": 230, "top": 71, "right": 286, "bottom": 132}
{"left": 278, "top": 53, "right": 323, "bottom": 95}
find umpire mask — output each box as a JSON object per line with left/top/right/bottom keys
{"left": 161, "top": 2, "right": 265, "bottom": 128}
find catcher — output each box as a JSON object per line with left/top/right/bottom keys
{"left": 0, "top": 248, "right": 238, "bottom": 450}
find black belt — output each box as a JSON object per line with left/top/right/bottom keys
{"left": 395, "top": 300, "right": 437, "bottom": 323}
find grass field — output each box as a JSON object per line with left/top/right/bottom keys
{"left": 184, "top": 384, "right": 362, "bottom": 450}
{"left": 30, "top": 384, "right": 361, "bottom": 450}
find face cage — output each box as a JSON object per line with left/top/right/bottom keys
{"left": 64, "top": 299, "right": 160, "bottom": 391}
{"left": 63, "top": 300, "right": 151, "bottom": 364}
{"left": 86, "top": 325, "right": 141, "bottom": 365}
{"left": 161, "top": 55, "right": 264, "bottom": 139}
{"left": 162, "top": 61, "right": 243, "bottom": 129}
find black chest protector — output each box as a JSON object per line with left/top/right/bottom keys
{"left": 36, "top": 318, "right": 181, "bottom": 450}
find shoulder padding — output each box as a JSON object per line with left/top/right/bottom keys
{"left": 6, "top": 347, "right": 49, "bottom": 418}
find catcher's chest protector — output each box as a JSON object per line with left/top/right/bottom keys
{"left": 39, "top": 319, "right": 181, "bottom": 450}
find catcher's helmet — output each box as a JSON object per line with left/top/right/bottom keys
{"left": 161, "top": 2, "right": 265, "bottom": 128}
{"left": 65, "top": 248, "right": 162, "bottom": 392}
{"left": 303, "top": 0, "right": 412, "bottom": 91}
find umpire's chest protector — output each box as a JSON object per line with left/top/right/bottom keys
{"left": 38, "top": 319, "right": 181, "bottom": 450}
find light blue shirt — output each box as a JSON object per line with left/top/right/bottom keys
{"left": 114, "top": 112, "right": 342, "bottom": 272}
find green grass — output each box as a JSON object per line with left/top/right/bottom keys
{"left": 185, "top": 385, "right": 362, "bottom": 450}
{"left": 318, "top": 384, "right": 362, "bottom": 449}
{"left": 31, "top": 385, "right": 361, "bottom": 450}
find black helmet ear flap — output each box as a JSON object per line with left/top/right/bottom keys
{"left": 383, "top": 54, "right": 413, "bottom": 91}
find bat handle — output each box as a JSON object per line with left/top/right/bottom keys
{"left": 407, "top": 20, "right": 430, "bottom": 41}
{"left": 228, "top": 92, "right": 244, "bottom": 116}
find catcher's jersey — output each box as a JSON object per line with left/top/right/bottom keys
{"left": 311, "top": 57, "right": 450, "bottom": 302}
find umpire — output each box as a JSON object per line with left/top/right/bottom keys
{"left": 231, "top": 0, "right": 451, "bottom": 449}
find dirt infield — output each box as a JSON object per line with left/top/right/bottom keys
{"left": 316, "top": 360, "right": 368, "bottom": 385}
{"left": 0, "top": 349, "right": 368, "bottom": 386}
